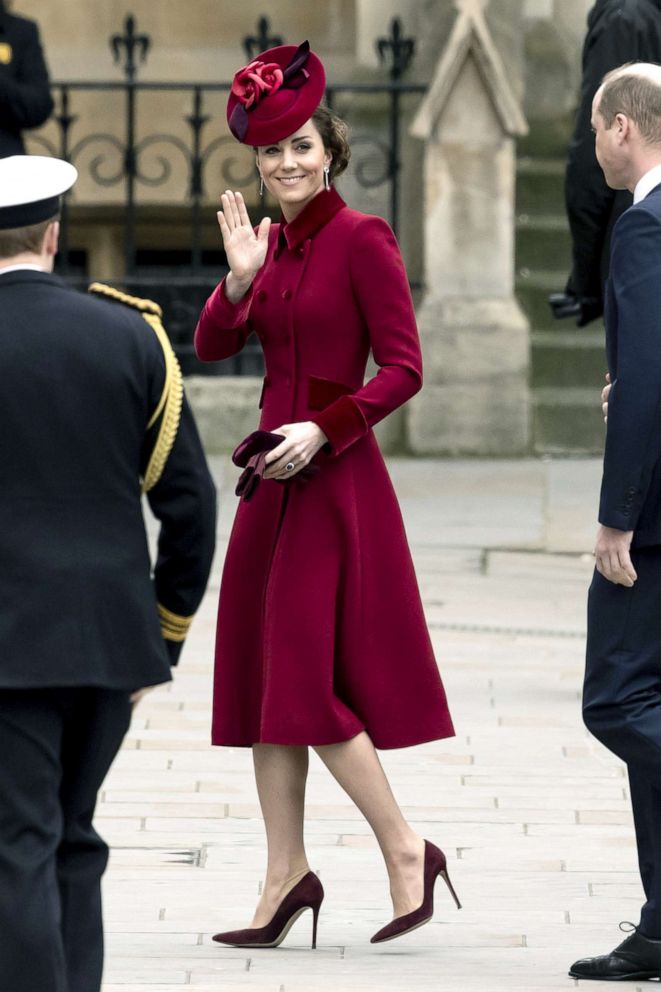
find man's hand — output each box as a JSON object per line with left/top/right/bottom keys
{"left": 594, "top": 525, "right": 636, "bottom": 586}
{"left": 601, "top": 372, "right": 611, "bottom": 423}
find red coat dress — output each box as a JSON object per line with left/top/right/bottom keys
{"left": 194, "top": 187, "right": 454, "bottom": 748}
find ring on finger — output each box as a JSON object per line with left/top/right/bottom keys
{"left": 285, "top": 462, "right": 295, "bottom": 472}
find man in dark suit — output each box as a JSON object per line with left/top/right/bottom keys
{"left": 570, "top": 64, "right": 661, "bottom": 981}
{"left": 0, "top": 1, "right": 53, "bottom": 157}
{"left": 550, "top": 0, "right": 661, "bottom": 327}
{"left": 0, "top": 156, "right": 216, "bottom": 992}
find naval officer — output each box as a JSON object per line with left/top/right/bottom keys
{"left": 0, "top": 155, "right": 216, "bottom": 992}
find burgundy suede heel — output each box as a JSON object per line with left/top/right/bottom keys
{"left": 370, "top": 840, "right": 461, "bottom": 944}
{"left": 212, "top": 871, "right": 324, "bottom": 949}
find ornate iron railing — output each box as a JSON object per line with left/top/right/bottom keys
{"left": 29, "top": 16, "right": 425, "bottom": 375}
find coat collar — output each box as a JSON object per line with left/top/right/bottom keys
{"left": 280, "top": 187, "right": 346, "bottom": 250}
{"left": 0, "top": 269, "right": 67, "bottom": 289}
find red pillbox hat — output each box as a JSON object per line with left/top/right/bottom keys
{"left": 226, "top": 41, "right": 326, "bottom": 146}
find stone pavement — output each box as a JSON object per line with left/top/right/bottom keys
{"left": 99, "top": 456, "right": 649, "bottom": 992}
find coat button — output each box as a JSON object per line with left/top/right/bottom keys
{"left": 298, "top": 246, "right": 305, "bottom": 257}
{"left": 257, "top": 290, "right": 267, "bottom": 302}
{"left": 282, "top": 289, "right": 292, "bottom": 301}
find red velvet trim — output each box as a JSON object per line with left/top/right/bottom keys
{"left": 311, "top": 394, "right": 368, "bottom": 457}
{"left": 307, "top": 374, "right": 353, "bottom": 411}
{"left": 282, "top": 188, "right": 346, "bottom": 250}
{"left": 214, "top": 278, "right": 254, "bottom": 325}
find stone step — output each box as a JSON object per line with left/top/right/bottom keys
{"left": 516, "top": 216, "right": 571, "bottom": 272}
{"left": 515, "top": 119, "right": 602, "bottom": 454}
{"left": 516, "top": 157, "right": 565, "bottom": 216}
{"left": 532, "top": 387, "right": 605, "bottom": 455}
{"left": 531, "top": 329, "right": 606, "bottom": 388}
{"left": 516, "top": 272, "right": 570, "bottom": 331}
{"left": 517, "top": 112, "right": 574, "bottom": 159}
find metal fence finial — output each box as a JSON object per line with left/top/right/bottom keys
{"left": 243, "top": 16, "right": 284, "bottom": 61}
{"left": 376, "top": 18, "right": 415, "bottom": 81}
{"left": 111, "top": 15, "right": 151, "bottom": 82}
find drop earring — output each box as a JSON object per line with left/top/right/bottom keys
{"left": 324, "top": 165, "right": 331, "bottom": 191}
{"left": 259, "top": 175, "right": 264, "bottom": 198}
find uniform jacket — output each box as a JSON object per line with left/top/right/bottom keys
{"left": 0, "top": 7, "right": 53, "bottom": 157}
{"left": 0, "top": 269, "right": 216, "bottom": 689}
{"left": 566, "top": 0, "right": 661, "bottom": 309}
{"left": 195, "top": 188, "right": 454, "bottom": 749}
{"left": 599, "top": 185, "right": 661, "bottom": 546}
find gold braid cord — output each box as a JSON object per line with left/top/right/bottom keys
{"left": 157, "top": 602, "right": 193, "bottom": 643}
{"left": 88, "top": 283, "right": 184, "bottom": 493}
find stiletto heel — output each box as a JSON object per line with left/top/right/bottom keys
{"left": 440, "top": 866, "right": 462, "bottom": 909}
{"left": 311, "top": 902, "right": 320, "bottom": 949}
{"left": 213, "top": 871, "right": 324, "bottom": 949}
{"left": 370, "top": 840, "right": 461, "bottom": 944}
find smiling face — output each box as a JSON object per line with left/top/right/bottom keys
{"left": 256, "top": 118, "right": 332, "bottom": 221}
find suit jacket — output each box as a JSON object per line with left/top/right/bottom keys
{"left": 565, "top": 0, "right": 661, "bottom": 308}
{"left": 599, "top": 185, "right": 661, "bottom": 547}
{"left": 0, "top": 269, "right": 216, "bottom": 689}
{"left": 0, "top": 9, "right": 53, "bottom": 157}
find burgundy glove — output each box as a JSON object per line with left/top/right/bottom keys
{"left": 232, "top": 430, "right": 319, "bottom": 503}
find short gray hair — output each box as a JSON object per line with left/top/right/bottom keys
{"left": 599, "top": 64, "right": 661, "bottom": 145}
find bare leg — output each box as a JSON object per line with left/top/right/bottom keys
{"left": 314, "top": 732, "right": 426, "bottom": 918}
{"left": 250, "top": 743, "right": 310, "bottom": 927}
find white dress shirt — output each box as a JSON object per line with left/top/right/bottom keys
{"left": 0, "top": 264, "right": 47, "bottom": 275}
{"left": 633, "top": 164, "right": 661, "bottom": 204}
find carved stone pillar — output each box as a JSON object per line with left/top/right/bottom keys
{"left": 408, "top": 0, "right": 531, "bottom": 454}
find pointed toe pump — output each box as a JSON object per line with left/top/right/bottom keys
{"left": 370, "top": 840, "right": 461, "bottom": 944}
{"left": 213, "top": 871, "right": 324, "bottom": 949}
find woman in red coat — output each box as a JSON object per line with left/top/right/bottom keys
{"left": 194, "top": 42, "right": 458, "bottom": 948}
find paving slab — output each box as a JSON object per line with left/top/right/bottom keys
{"left": 98, "top": 457, "right": 650, "bottom": 992}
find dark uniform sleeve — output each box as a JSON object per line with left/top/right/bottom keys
{"left": 87, "top": 282, "right": 217, "bottom": 667}
{"left": 565, "top": 8, "right": 638, "bottom": 310}
{"left": 0, "top": 19, "right": 54, "bottom": 132}
{"left": 144, "top": 396, "right": 216, "bottom": 666}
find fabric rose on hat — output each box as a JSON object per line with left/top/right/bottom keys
{"left": 231, "top": 60, "right": 284, "bottom": 110}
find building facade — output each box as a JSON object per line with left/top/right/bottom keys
{"left": 13, "top": 0, "right": 595, "bottom": 452}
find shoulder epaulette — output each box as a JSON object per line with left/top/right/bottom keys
{"left": 88, "top": 281, "right": 163, "bottom": 318}
{"left": 87, "top": 282, "right": 183, "bottom": 494}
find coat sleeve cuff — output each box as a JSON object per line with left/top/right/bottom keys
{"left": 598, "top": 509, "right": 639, "bottom": 532}
{"left": 164, "top": 639, "right": 184, "bottom": 666}
{"left": 208, "top": 279, "right": 254, "bottom": 328}
{"left": 598, "top": 492, "right": 641, "bottom": 533}
{"left": 158, "top": 602, "right": 194, "bottom": 667}
{"left": 310, "top": 395, "right": 368, "bottom": 457}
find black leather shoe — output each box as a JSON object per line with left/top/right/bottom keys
{"left": 569, "top": 925, "right": 661, "bottom": 981}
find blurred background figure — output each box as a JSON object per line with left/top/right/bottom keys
{"left": 549, "top": 0, "right": 661, "bottom": 327}
{"left": 0, "top": 0, "right": 53, "bottom": 158}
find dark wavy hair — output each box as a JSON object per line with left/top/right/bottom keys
{"left": 311, "top": 104, "right": 351, "bottom": 181}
